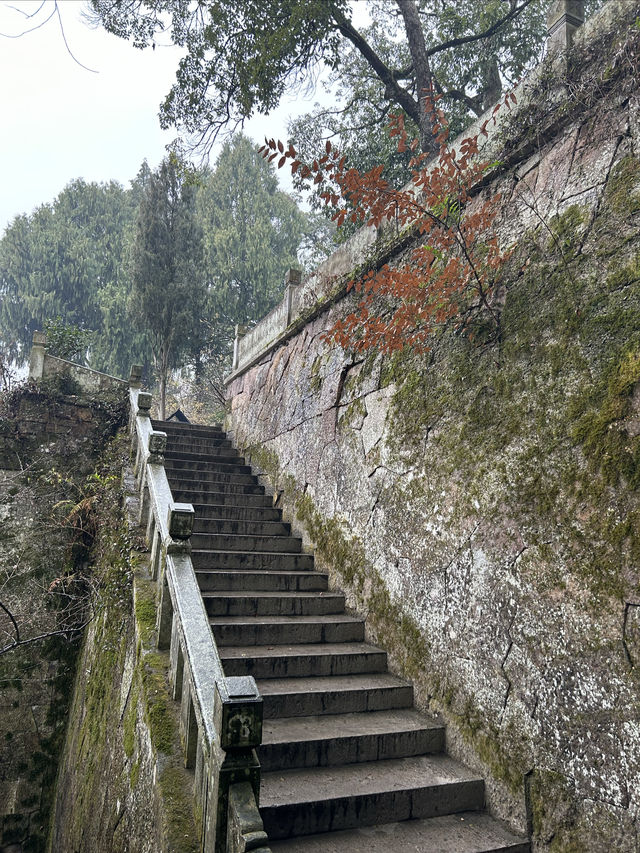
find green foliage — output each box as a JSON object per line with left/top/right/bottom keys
{"left": 129, "top": 156, "right": 206, "bottom": 417}
{"left": 0, "top": 177, "right": 148, "bottom": 377}
{"left": 43, "top": 317, "right": 92, "bottom": 363}
{"left": 91, "top": 0, "right": 605, "bottom": 161}
{"left": 199, "top": 134, "right": 306, "bottom": 338}
{"left": 176, "top": 134, "right": 313, "bottom": 419}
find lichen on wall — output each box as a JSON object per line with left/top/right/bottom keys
{"left": 225, "top": 12, "right": 640, "bottom": 851}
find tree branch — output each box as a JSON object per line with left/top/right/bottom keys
{"left": 425, "top": 0, "right": 536, "bottom": 58}
{"left": 330, "top": 6, "right": 421, "bottom": 128}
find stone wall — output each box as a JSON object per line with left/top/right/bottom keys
{"left": 48, "top": 461, "right": 200, "bottom": 853}
{"left": 225, "top": 6, "right": 640, "bottom": 851}
{"left": 0, "top": 383, "right": 127, "bottom": 852}
{"left": 28, "top": 332, "right": 128, "bottom": 396}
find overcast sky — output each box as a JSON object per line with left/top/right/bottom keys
{"left": 0, "top": 0, "right": 324, "bottom": 235}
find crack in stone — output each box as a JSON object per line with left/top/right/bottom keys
{"left": 366, "top": 492, "right": 381, "bottom": 529}
{"left": 578, "top": 131, "right": 627, "bottom": 253}
{"left": 500, "top": 609, "right": 517, "bottom": 721}
{"left": 622, "top": 601, "right": 639, "bottom": 669}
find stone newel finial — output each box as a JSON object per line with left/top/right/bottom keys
{"left": 137, "top": 391, "right": 152, "bottom": 417}
{"left": 148, "top": 430, "right": 167, "bottom": 463}
{"left": 547, "top": 0, "right": 585, "bottom": 54}
{"left": 167, "top": 501, "right": 195, "bottom": 540}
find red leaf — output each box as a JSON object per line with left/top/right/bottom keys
{"left": 277, "top": 139, "right": 284, "bottom": 153}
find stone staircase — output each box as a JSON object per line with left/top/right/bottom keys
{"left": 153, "top": 418, "right": 530, "bottom": 853}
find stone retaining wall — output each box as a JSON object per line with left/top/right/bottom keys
{"left": 225, "top": 5, "right": 640, "bottom": 850}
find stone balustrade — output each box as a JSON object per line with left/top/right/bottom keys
{"left": 129, "top": 384, "right": 270, "bottom": 853}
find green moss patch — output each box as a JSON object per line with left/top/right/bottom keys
{"left": 159, "top": 766, "right": 199, "bottom": 853}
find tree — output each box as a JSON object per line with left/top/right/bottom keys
{"left": 0, "top": 177, "right": 145, "bottom": 376}
{"left": 199, "top": 135, "right": 307, "bottom": 331}
{"left": 43, "top": 316, "right": 92, "bottom": 362}
{"left": 90, "top": 0, "right": 551, "bottom": 156}
{"left": 193, "top": 134, "right": 309, "bottom": 411}
{"left": 130, "top": 156, "right": 206, "bottom": 418}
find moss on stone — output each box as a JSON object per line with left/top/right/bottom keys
{"left": 158, "top": 766, "right": 199, "bottom": 853}
{"left": 123, "top": 688, "right": 138, "bottom": 759}
{"left": 129, "top": 759, "right": 141, "bottom": 790}
{"left": 141, "top": 652, "right": 175, "bottom": 756}
{"left": 134, "top": 580, "right": 157, "bottom": 648}
{"left": 604, "top": 155, "right": 640, "bottom": 217}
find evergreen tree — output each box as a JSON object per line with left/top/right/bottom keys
{"left": 130, "top": 156, "right": 205, "bottom": 418}
{"left": 198, "top": 134, "right": 307, "bottom": 336}
{"left": 0, "top": 178, "right": 145, "bottom": 376}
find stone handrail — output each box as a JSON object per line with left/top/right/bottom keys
{"left": 28, "top": 331, "right": 129, "bottom": 393}
{"left": 129, "top": 384, "right": 271, "bottom": 853}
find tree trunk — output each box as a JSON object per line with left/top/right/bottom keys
{"left": 395, "top": 0, "right": 438, "bottom": 155}
{"left": 158, "top": 346, "right": 169, "bottom": 421}
{"left": 481, "top": 56, "right": 502, "bottom": 112}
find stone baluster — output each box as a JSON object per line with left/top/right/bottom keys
{"left": 216, "top": 677, "right": 265, "bottom": 853}
{"left": 233, "top": 324, "right": 249, "bottom": 371}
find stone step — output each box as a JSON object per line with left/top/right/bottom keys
{"left": 191, "top": 503, "right": 282, "bottom": 522}
{"left": 175, "top": 492, "right": 274, "bottom": 509}
{"left": 166, "top": 471, "right": 259, "bottom": 488}
{"left": 260, "top": 754, "right": 485, "bottom": 839}
{"left": 152, "top": 419, "right": 224, "bottom": 435}
{"left": 193, "top": 517, "right": 290, "bottom": 536}
{"left": 152, "top": 417, "right": 528, "bottom": 851}
{"left": 168, "top": 480, "right": 263, "bottom": 496}
{"left": 164, "top": 439, "right": 233, "bottom": 454}
{"left": 267, "top": 813, "right": 530, "bottom": 853}
{"left": 211, "top": 614, "right": 365, "bottom": 646}
{"left": 202, "top": 590, "right": 345, "bottom": 618}
{"left": 190, "top": 532, "right": 302, "bottom": 553}
{"left": 164, "top": 458, "right": 252, "bottom": 475}
{"left": 221, "top": 642, "right": 388, "bottom": 679}
{"left": 164, "top": 447, "right": 242, "bottom": 462}
{"left": 257, "top": 674, "right": 414, "bottom": 719}
{"left": 197, "top": 569, "right": 328, "bottom": 593}
{"left": 260, "top": 709, "right": 445, "bottom": 771}
{"left": 192, "top": 549, "right": 314, "bottom": 571}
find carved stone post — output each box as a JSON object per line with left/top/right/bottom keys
{"left": 284, "top": 268, "right": 301, "bottom": 325}
{"left": 28, "top": 331, "right": 47, "bottom": 380}
{"left": 129, "top": 363, "right": 143, "bottom": 388}
{"left": 215, "top": 677, "right": 264, "bottom": 853}
{"left": 547, "top": 0, "right": 585, "bottom": 54}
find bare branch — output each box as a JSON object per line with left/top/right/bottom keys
{"left": 0, "top": 598, "right": 20, "bottom": 646}
{"left": 425, "top": 0, "right": 537, "bottom": 59}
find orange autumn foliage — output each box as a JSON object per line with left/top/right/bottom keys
{"left": 261, "top": 90, "right": 515, "bottom": 353}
